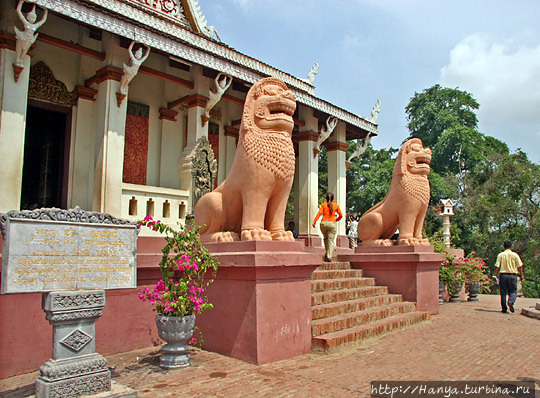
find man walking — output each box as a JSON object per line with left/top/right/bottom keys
{"left": 494, "top": 241, "right": 525, "bottom": 313}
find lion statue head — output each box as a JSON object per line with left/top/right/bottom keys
{"left": 239, "top": 77, "right": 297, "bottom": 180}
{"left": 394, "top": 138, "right": 432, "bottom": 177}
{"left": 241, "top": 77, "right": 296, "bottom": 136}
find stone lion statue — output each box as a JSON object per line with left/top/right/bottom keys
{"left": 194, "top": 77, "right": 297, "bottom": 243}
{"left": 357, "top": 138, "right": 432, "bottom": 246}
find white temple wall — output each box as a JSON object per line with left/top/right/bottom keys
{"left": 31, "top": 14, "right": 80, "bottom": 91}
{"left": 0, "top": 49, "right": 29, "bottom": 213}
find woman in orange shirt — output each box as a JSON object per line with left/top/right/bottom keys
{"left": 312, "top": 192, "right": 343, "bottom": 262}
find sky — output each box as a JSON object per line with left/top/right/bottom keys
{"left": 202, "top": 1, "right": 540, "bottom": 164}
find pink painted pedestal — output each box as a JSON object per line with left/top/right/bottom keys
{"left": 339, "top": 246, "right": 444, "bottom": 315}
{"left": 197, "top": 241, "right": 321, "bottom": 365}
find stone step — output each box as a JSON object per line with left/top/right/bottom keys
{"left": 311, "top": 286, "right": 388, "bottom": 306}
{"left": 312, "top": 302, "right": 417, "bottom": 336}
{"left": 316, "top": 261, "right": 353, "bottom": 271}
{"left": 311, "top": 277, "right": 375, "bottom": 292}
{"left": 521, "top": 304, "right": 540, "bottom": 320}
{"left": 312, "top": 269, "right": 363, "bottom": 280}
{"left": 312, "top": 294, "right": 403, "bottom": 320}
{"left": 312, "top": 311, "right": 431, "bottom": 353}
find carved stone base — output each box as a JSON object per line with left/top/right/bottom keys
{"left": 36, "top": 355, "right": 111, "bottom": 398}
{"left": 160, "top": 343, "right": 191, "bottom": 368}
{"left": 12, "top": 63, "right": 24, "bottom": 82}
{"left": 116, "top": 92, "right": 126, "bottom": 107}
{"left": 201, "top": 114, "right": 209, "bottom": 126}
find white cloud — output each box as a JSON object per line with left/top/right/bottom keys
{"left": 440, "top": 34, "right": 540, "bottom": 159}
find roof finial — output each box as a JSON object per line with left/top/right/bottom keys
{"left": 183, "top": 0, "right": 221, "bottom": 41}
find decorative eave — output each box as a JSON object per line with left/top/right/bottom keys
{"left": 26, "top": 0, "right": 377, "bottom": 137}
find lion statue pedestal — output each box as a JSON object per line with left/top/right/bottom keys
{"left": 341, "top": 245, "right": 444, "bottom": 315}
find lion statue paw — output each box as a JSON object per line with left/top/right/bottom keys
{"left": 398, "top": 237, "right": 417, "bottom": 246}
{"left": 211, "top": 231, "right": 240, "bottom": 243}
{"left": 270, "top": 230, "right": 295, "bottom": 241}
{"left": 360, "top": 239, "right": 394, "bottom": 247}
{"left": 241, "top": 228, "right": 272, "bottom": 241}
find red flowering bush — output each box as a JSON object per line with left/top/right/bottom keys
{"left": 440, "top": 251, "right": 490, "bottom": 294}
{"left": 137, "top": 216, "right": 219, "bottom": 316}
{"left": 441, "top": 253, "right": 467, "bottom": 283}
{"left": 462, "top": 251, "right": 490, "bottom": 289}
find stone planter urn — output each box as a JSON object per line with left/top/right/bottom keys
{"left": 155, "top": 314, "right": 196, "bottom": 369}
{"left": 439, "top": 281, "right": 446, "bottom": 304}
{"left": 467, "top": 282, "right": 481, "bottom": 302}
{"left": 449, "top": 281, "right": 463, "bottom": 303}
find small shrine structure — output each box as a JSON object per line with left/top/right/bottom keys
{"left": 437, "top": 199, "right": 455, "bottom": 248}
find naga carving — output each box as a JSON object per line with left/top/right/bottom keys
{"left": 357, "top": 138, "right": 432, "bottom": 246}
{"left": 194, "top": 77, "right": 296, "bottom": 242}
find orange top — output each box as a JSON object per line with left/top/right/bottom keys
{"left": 313, "top": 202, "right": 343, "bottom": 223}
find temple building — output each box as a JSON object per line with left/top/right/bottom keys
{"left": 0, "top": 0, "right": 377, "bottom": 240}
{"left": 0, "top": 0, "right": 387, "bottom": 379}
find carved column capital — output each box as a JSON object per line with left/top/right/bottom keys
{"left": 294, "top": 130, "right": 319, "bottom": 143}
{"left": 75, "top": 86, "right": 98, "bottom": 102}
{"left": 325, "top": 141, "right": 349, "bottom": 152}
{"left": 159, "top": 107, "right": 178, "bottom": 121}
{"left": 186, "top": 94, "right": 209, "bottom": 109}
{"left": 224, "top": 126, "right": 239, "bottom": 139}
{"left": 84, "top": 66, "right": 123, "bottom": 87}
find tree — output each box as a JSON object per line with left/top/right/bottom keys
{"left": 451, "top": 150, "right": 540, "bottom": 297}
{"left": 404, "top": 84, "right": 539, "bottom": 297}
{"left": 406, "top": 84, "right": 479, "bottom": 149}
{"left": 318, "top": 146, "right": 328, "bottom": 202}
{"left": 405, "top": 85, "right": 495, "bottom": 175}
{"left": 345, "top": 144, "right": 397, "bottom": 214}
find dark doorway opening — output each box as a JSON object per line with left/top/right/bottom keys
{"left": 21, "top": 103, "right": 71, "bottom": 210}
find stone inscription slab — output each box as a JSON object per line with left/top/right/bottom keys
{"left": 1, "top": 219, "right": 137, "bottom": 293}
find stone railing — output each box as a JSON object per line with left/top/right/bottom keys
{"left": 121, "top": 183, "right": 189, "bottom": 235}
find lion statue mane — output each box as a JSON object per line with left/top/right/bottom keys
{"left": 357, "top": 138, "right": 432, "bottom": 246}
{"left": 194, "top": 77, "right": 297, "bottom": 243}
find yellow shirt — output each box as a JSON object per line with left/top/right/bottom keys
{"left": 495, "top": 249, "right": 523, "bottom": 274}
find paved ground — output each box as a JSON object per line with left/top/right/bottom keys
{"left": 1, "top": 295, "right": 539, "bottom": 397}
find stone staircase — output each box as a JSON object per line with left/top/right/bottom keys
{"left": 311, "top": 260, "right": 430, "bottom": 352}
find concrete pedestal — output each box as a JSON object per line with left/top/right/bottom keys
{"left": 339, "top": 246, "right": 444, "bottom": 315}
{"left": 35, "top": 290, "right": 135, "bottom": 398}
{"left": 196, "top": 241, "right": 320, "bottom": 364}
{"left": 36, "top": 290, "right": 111, "bottom": 397}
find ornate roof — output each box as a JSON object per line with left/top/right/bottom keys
{"left": 28, "top": 0, "right": 377, "bottom": 137}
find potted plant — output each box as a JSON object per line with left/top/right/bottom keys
{"left": 462, "top": 251, "right": 489, "bottom": 302}
{"left": 138, "top": 216, "right": 219, "bottom": 369}
{"left": 440, "top": 253, "right": 467, "bottom": 302}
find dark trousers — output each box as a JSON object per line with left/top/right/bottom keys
{"left": 499, "top": 273, "right": 518, "bottom": 311}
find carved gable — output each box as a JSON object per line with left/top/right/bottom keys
{"left": 28, "top": 62, "right": 76, "bottom": 106}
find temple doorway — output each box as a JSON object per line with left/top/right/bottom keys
{"left": 20, "top": 102, "right": 71, "bottom": 210}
